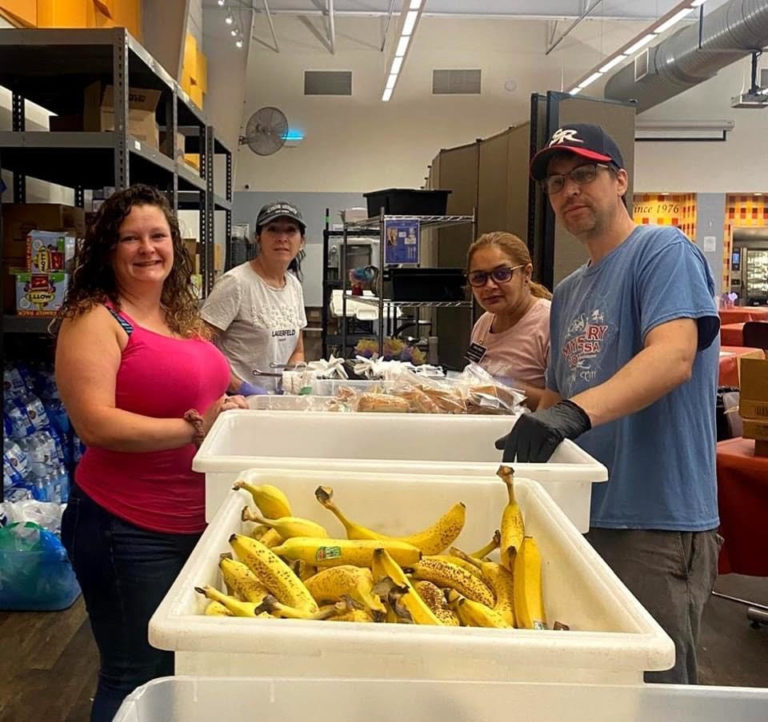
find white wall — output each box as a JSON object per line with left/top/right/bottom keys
{"left": 236, "top": 15, "right": 645, "bottom": 193}
{"left": 633, "top": 56, "right": 768, "bottom": 193}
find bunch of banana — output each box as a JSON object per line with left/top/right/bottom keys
{"left": 497, "top": 466, "right": 524, "bottom": 571}
{"left": 229, "top": 533, "right": 318, "bottom": 613}
{"left": 445, "top": 589, "right": 512, "bottom": 629}
{"left": 450, "top": 547, "right": 515, "bottom": 627}
{"left": 204, "top": 600, "right": 232, "bottom": 616}
{"left": 315, "top": 486, "right": 465, "bottom": 555}
{"left": 241, "top": 507, "right": 329, "bottom": 540}
{"left": 196, "top": 585, "right": 270, "bottom": 618}
{"left": 270, "top": 537, "right": 422, "bottom": 568}
{"left": 233, "top": 480, "right": 292, "bottom": 518}
{"left": 219, "top": 556, "right": 269, "bottom": 604}
{"left": 412, "top": 580, "right": 459, "bottom": 626}
{"left": 411, "top": 557, "right": 495, "bottom": 607}
{"left": 370, "top": 548, "right": 442, "bottom": 625}
{"left": 303, "top": 565, "right": 387, "bottom": 616}
{"left": 513, "top": 535, "right": 547, "bottom": 630}
{"left": 251, "top": 525, "right": 283, "bottom": 548}
{"left": 254, "top": 594, "right": 351, "bottom": 621}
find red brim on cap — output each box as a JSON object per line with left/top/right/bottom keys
{"left": 530, "top": 146, "right": 613, "bottom": 181}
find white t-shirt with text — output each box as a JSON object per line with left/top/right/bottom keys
{"left": 201, "top": 262, "right": 306, "bottom": 389}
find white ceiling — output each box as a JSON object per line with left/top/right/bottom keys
{"left": 218, "top": 1, "right": 679, "bottom": 21}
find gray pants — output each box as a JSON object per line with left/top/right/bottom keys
{"left": 585, "top": 528, "right": 721, "bottom": 684}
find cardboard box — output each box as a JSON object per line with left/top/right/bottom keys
{"left": 26, "top": 231, "right": 76, "bottom": 274}
{"left": 160, "top": 130, "right": 186, "bottom": 161}
{"left": 83, "top": 82, "right": 161, "bottom": 148}
{"left": 742, "top": 420, "right": 768, "bottom": 442}
{"left": 183, "top": 153, "right": 200, "bottom": 171}
{"left": 15, "top": 272, "right": 68, "bottom": 316}
{"left": 2, "top": 204, "right": 86, "bottom": 259}
{"left": 3, "top": 263, "right": 26, "bottom": 313}
{"left": 739, "top": 358, "right": 768, "bottom": 421}
{"left": 182, "top": 238, "right": 200, "bottom": 274}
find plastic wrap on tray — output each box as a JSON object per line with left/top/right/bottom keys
{"left": 459, "top": 364, "right": 526, "bottom": 415}
{"left": 389, "top": 372, "right": 467, "bottom": 414}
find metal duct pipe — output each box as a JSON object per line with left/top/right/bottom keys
{"left": 604, "top": 0, "right": 768, "bottom": 112}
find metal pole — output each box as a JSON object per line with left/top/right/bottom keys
{"left": 328, "top": 0, "right": 336, "bottom": 54}
{"left": 263, "top": 0, "right": 280, "bottom": 53}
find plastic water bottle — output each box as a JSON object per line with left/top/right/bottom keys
{"left": 55, "top": 464, "right": 70, "bottom": 504}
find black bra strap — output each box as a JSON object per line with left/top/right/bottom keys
{"left": 106, "top": 307, "right": 134, "bottom": 336}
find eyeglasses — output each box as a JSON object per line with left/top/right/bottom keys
{"left": 540, "top": 163, "right": 612, "bottom": 195}
{"left": 466, "top": 264, "right": 524, "bottom": 288}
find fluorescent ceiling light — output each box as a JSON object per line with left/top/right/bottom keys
{"left": 578, "top": 71, "right": 603, "bottom": 89}
{"left": 225, "top": 14, "right": 233, "bottom": 24}
{"left": 386, "top": 74, "right": 397, "bottom": 90}
{"left": 235, "top": 39, "right": 243, "bottom": 48}
{"left": 217, "top": 0, "right": 224, "bottom": 5}
{"left": 382, "top": 87, "right": 393, "bottom": 102}
{"left": 391, "top": 56, "right": 403, "bottom": 75}
{"left": 395, "top": 35, "right": 410, "bottom": 57}
{"left": 690, "top": 0, "right": 705, "bottom": 7}
{"left": 656, "top": 8, "right": 693, "bottom": 34}
{"left": 599, "top": 54, "right": 627, "bottom": 73}
{"left": 625, "top": 33, "right": 656, "bottom": 55}
{"left": 402, "top": 10, "right": 419, "bottom": 36}
{"left": 569, "top": 87, "right": 582, "bottom": 95}
{"left": 409, "top": 0, "right": 421, "bottom": 7}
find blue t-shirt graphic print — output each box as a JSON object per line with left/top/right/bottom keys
{"left": 546, "top": 224, "right": 721, "bottom": 531}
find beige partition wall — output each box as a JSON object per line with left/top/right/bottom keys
{"left": 477, "top": 123, "right": 530, "bottom": 240}
{"left": 430, "top": 141, "right": 479, "bottom": 369}
{"left": 549, "top": 98, "right": 635, "bottom": 284}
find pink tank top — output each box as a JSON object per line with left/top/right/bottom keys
{"left": 76, "top": 307, "right": 230, "bottom": 533}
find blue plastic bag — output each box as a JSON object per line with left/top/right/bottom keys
{"left": 0, "top": 522, "right": 81, "bottom": 611}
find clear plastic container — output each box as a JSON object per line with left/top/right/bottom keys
{"left": 115, "top": 676, "right": 768, "bottom": 722}
{"left": 149, "top": 477, "right": 672, "bottom": 684}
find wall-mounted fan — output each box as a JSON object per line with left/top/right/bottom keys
{"left": 239, "top": 106, "right": 288, "bottom": 156}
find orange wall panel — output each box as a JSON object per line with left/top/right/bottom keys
{"left": 1, "top": 1, "right": 37, "bottom": 26}
{"left": 37, "top": 0, "right": 89, "bottom": 27}
{"left": 722, "top": 195, "right": 768, "bottom": 288}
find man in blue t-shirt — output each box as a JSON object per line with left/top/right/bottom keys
{"left": 499, "top": 123, "right": 720, "bottom": 684}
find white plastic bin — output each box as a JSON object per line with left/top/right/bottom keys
{"left": 194, "top": 410, "right": 608, "bottom": 530}
{"left": 115, "top": 677, "right": 768, "bottom": 722}
{"left": 149, "top": 476, "right": 673, "bottom": 683}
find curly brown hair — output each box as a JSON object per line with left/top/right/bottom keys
{"left": 57, "top": 184, "right": 206, "bottom": 338}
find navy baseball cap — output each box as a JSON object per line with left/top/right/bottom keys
{"left": 256, "top": 201, "right": 305, "bottom": 232}
{"left": 530, "top": 124, "right": 625, "bottom": 181}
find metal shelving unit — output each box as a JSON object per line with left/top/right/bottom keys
{"left": 0, "top": 28, "right": 232, "bottom": 334}
{"left": 321, "top": 211, "right": 380, "bottom": 357}
{"left": 340, "top": 212, "right": 476, "bottom": 358}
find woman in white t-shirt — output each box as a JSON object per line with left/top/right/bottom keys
{"left": 201, "top": 201, "right": 307, "bottom": 394}
{"left": 467, "top": 231, "right": 552, "bottom": 409}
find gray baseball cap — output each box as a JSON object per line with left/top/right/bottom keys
{"left": 256, "top": 201, "right": 305, "bottom": 232}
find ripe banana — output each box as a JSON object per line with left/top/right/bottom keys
{"left": 498, "top": 466, "right": 524, "bottom": 570}
{"left": 427, "top": 554, "right": 486, "bottom": 580}
{"left": 411, "top": 557, "right": 496, "bottom": 607}
{"left": 329, "top": 607, "right": 375, "bottom": 623}
{"left": 252, "top": 527, "right": 283, "bottom": 548}
{"left": 204, "top": 600, "right": 232, "bottom": 616}
{"left": 270, "top": 537, "right": 422, "bottom": 568}
{"left": 195, "top": 585, "right": 268, "bottom": 618}
{"left": 412, "top": 580, "right": 460, "bottom": 626}
{"left": 315, "top": 486, "right": 465, "bottom": 555}
{"left": 513, "top": 535, "right": 547, "bottom": 630}
{"left": 233, "top": 480, "right": 292, "bottom": 518}
{"left": 304, "top": 565, "right": 387, "bottom": 614}
{"left": 242, "top": 507, "right": 329, "bottom": 539}
{"left": 470, "top": 529, "right": 501, "bottom": 559}
{"left": 371, "top": 548, "right": 442, "bottom": 625}
{"left": 255, "top": 594, "right": 349, "bottom": 620}
{"left": 219, "top": 556, "right": 269, "bottom": 604}
{"left": 229, "top": 533, "right": 318, "bottom": 613}
{"left": 450, "top": 547, "right": 515, "bottom": 627}
{"left": 445, "top": 589, "right": 511, "bottom": 629}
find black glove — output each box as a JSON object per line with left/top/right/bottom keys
{"left": 494, "top": 400, "right": 592, "bottom": 463}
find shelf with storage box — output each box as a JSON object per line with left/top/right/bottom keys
{"left": 0, "top": 28, "right": 233, "bottom": 328}
{"left": 340, "top": 210, "right": 476, "bottom": 359}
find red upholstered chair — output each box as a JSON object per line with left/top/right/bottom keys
{"left": 742, "top": 321, "right": 768, "bottom": 350}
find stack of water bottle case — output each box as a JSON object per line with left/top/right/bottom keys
{"left": 1, "top": 362, "right": 83, "bottom": 611}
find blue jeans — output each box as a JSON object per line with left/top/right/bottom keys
{"left": 585, "top": 528, "right": 721, "bottom": 684}
{"left": 61, "top": 484, "right": 201, "bottom": 722}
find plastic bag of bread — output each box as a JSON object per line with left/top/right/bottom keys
{"left": 459, "top": 364, "right": 525, "bottom": 415}
{"left": 356, "top": 393, "right": 410, "bottom": 413}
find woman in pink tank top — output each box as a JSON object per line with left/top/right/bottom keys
{"left": 467, "top": 232, "right": 553, "bottom": 409}
{"left": 55, "top": 185, "right": 247, "bottom": 721}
